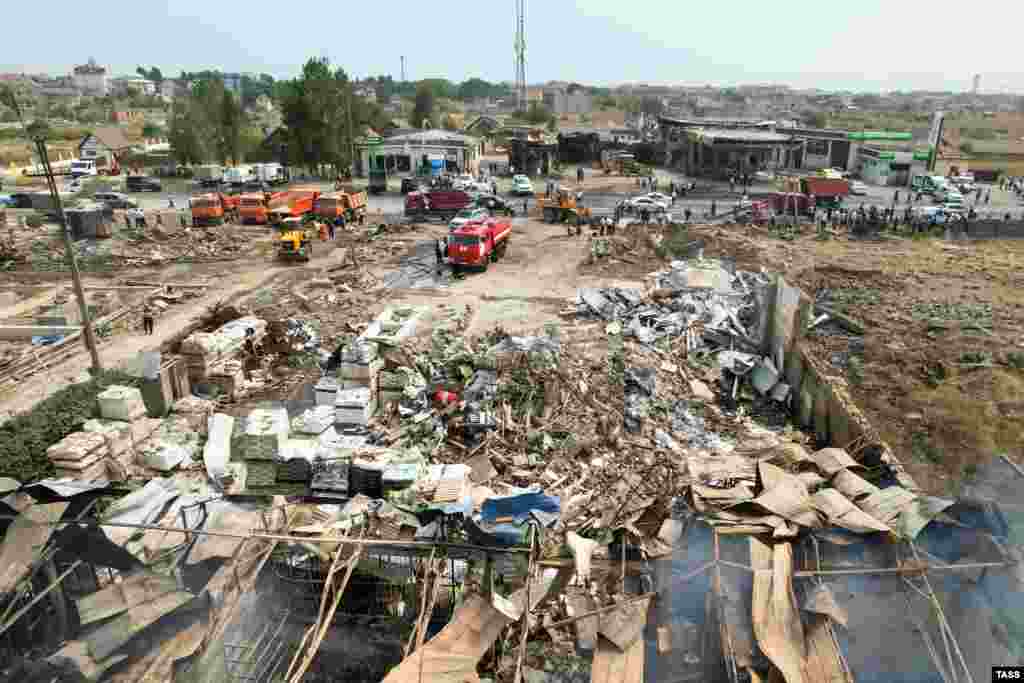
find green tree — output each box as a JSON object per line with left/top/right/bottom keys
{"left": 136, "top": 66, "right": 163, "bottom": 84}
{"left": 219, "top": 92, "right": 242, "bottom": 164}
{"left": 141, "top": 123, "right": 163, "bottom": 138}
{"left": 523, "top": 101, "right": 551, "bottom": 125}
{"left": 411, "top": 82, "right": 435, "bottom": 129}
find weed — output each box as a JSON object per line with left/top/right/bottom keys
{"left": 847, "top": 356, "right": 864, "bottom": 385}
{"left": 1006, "top": 352, "right": 1024, "bottom": 371}
{"left": 910, "top": 432, "right": 942, "bottom": 464}
{"left": 923, "top": 361, "right": 947, "bottom": 387}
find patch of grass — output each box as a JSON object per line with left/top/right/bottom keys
{"left": 0, "top": 370, "right": 143, "bottom": 482}
{"left": 1005, "top": 351, "right": 1024, "bottom": 371}
{"left": 847, "top": 356, "right": 864, "bottom": 385}
{"left": 911, "top": 432, "right": 942, "bottom": 464}
{"left": 923, "top": 361, "right": 947, "bottom": 387}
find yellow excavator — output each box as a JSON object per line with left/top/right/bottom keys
{"left": 276, "top": 217, "right": 314, "bottom": 262}
{"left": 537, "top": 187, "right": 592, "bottom": 225}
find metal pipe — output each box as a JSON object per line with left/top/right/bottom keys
{"left": 0, "top": 517, "right": 531, "bottom": 554}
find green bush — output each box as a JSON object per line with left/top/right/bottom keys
{"left": 0, "top": 370, "right": 143, "bottom": 482}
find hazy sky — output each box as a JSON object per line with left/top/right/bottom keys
{"left": 3, "top": 1, "right": 1022, "bottom": 93}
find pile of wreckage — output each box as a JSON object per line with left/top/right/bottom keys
{"left": 0, "top": 256, "right": 1022, "bottom": 682}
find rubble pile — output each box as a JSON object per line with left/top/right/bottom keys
{"left": 2, "top": 255, "right": 1020, "bottom": 683}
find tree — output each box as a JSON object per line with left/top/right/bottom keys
{"left": 142, "top": 123, "right": 163, "bottom": 138}
{"left": 523, "top": 101, "right": 551, "bottom": 125}
{"left": 219, "top": 92, "right": 242, "bottom": 164}
{"left": 411, "top": 82, "right": 435, "bottom": 129}
{"left": 136, "top": 66, "right": 163, "bottom": 84}
{"left": 456, "top": 77, "right": 511, "bottom": 101}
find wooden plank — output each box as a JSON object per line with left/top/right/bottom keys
{"left": 75, "top": 572, "right": 181, "bottom": 626}
{"left": 750, "top": 538, "right": 806, "bottom": 683}
{"left": 382, "top": 594, "right": 516, "bottom": 683}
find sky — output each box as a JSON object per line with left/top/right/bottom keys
{"left": 2, "top": 0, "right": 1023, "bottom": 93}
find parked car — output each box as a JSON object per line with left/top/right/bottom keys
{"left": 849, "top": 180, "right": 868, "bottom": 196}
{"left": 0, "top": 195, "right": 14, "bottom": 208}
{"left": 126, "top": 175, "right": 162, "bottom": 192}
{"left": 643, "top": 192, "right": 673, "bottom": 208}
{"left": 400, "top": 177, "right": 423, "bottom": 195}
{"left": 754, "top": 170, "right": 776, "bottom": 182}
{"left": 448, "top": 207, "right": 490, "bottom": 232}
{"left": 452, "top": 174, "right": 476, "bottom": 191}
{"left": 629, "top": 196, "right": 667, "bottom": 212}
{"left": 511, "top": 175, "right": 533, "bottom": 196}
{"left": 474, "top": 194, "right": 515, "bottom": 216}
{"left": 93, "top": 192, "right": 137, "bottom": 209}
{"left": 934, "top": 187, "right": 963, "bottom": 205}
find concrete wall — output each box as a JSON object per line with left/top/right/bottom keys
{"left": 766, "top": 276, "right": 918, "bottom": 490}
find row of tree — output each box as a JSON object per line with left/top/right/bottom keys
{"left": 168, "top": 77, "right": 244, "bottom": 165}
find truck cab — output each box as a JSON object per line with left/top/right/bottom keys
{"left": 448, "top": 218, "right": 511, "bottom": 272}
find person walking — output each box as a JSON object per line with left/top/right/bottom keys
{"left": 710, "top": 200, "right": 717, "bottom": 218}
{"left": 684, "top": 207, "right": 692, "bottom": 223}
{"left": 894, "top": 190, "right": 900, "bottom": 204}
{"left": 142, "top": 307, "right": 155, "bottom": 336}
{"left": 985, "top": 190, "right": 991, "bottom": 204}
{"left": 435, "top": 237, "right": 445, "bottom": 270}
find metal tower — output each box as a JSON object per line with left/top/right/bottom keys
{"left": 514, "top": 0, "right": 526, "bottom": 112}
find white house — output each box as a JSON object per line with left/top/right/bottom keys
{"left": 72, "top": 58, "right": 108, "bottom": 96}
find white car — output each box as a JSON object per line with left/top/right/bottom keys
{"left": 452, "top": 174, "right": 475, "bottom": 190}
{"left": 629, "top": 196, "right": 667, "bottom": 212}
{"left": 448, "top": 207, "right": 490, "bottom": 232}
{"left": 644, "top": 192, "right": 673, "bottom": 208}
{"left": 849, "top": 180, "right": 868, "bottom": 196}
{"left": 511, "top": 175, "right": 533, "bottom": 196}
{"left": 754, "top": 170, "right": 775, "bottom": 182}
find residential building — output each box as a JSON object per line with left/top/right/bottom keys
{"left": 542, "top": 86, "right": 593, "bottom": 116}
{"left": 72, "top": 58, "right": 108, "bottom": 96}
{"left": 78, "top": 127, "right": 131, "bottom": 170}
{"left": 110, "top": 76, "right": 156, "bottom": 97}
{"left": 159, "top": 79, "right": 191, "bottom": 100}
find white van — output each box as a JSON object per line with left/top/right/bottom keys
{"left": 69, "top": 159, "right": 97, "bottom": 177}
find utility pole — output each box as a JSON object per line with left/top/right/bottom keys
{"left": 347, "top": 83, "right": 356, "bottom": 176}
{"left": 0, "top": 86, "right": 102, "bottom": 373}
{"left": 36, "top": 137, "right": 103, "bottom": 373}
{"left": 401, "top": 56, "right": 406, "bottom": 83}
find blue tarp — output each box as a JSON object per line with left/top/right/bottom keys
{"left": 481, "top": 491, "right": 560, "bottom": 525}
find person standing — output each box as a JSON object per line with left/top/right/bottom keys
{"left": 435, "top": 237, "right": 445, "bottom": 270}
{"left": 985, "top": 190, "right": 991, "bottom": 204}
{"left": 710, "top": 200, "right": 717, "bottom": 217}
{"left": 894, "top": 190, "right": 900, "bottom": 204}
{"left": 142, "top": 307, "right": 155, "bottom": 336}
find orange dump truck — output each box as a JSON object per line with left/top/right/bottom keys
{"left": 314, "top": 190, "right": 368, "bottom": 224}
{"left": 190, "top": 192, "right": 240, "bottom": 226}
{"left": 238, "top": 192, "right": 283, "bottom": 225}
{"left": 268, "top": 190, "right": 321, "bottom": 225}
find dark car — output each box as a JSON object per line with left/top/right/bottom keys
{"left": 474, "top": 194, "right": 515, "bottom": 216}
{"left": 400, "top": 177, "right": 423, "bottom": 195}
{"left": 8, "top": 193, "right": 33, "bottom": 209}
{"left": 93, "top": 192, "right": 137, "bottom": 209}
{"left": 126, "top": 176, "right": 162, "bottom": 192}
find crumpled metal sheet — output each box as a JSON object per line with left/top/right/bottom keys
{"left": 0, "top": 501, "right": 69, "bottom": 594}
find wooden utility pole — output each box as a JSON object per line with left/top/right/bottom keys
{"left": 36, "top": 139, "right": 103, "bottom": 373}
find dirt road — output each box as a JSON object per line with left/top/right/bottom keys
{"left": 380, "top": 216, "right": 640, "bottom": 336}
